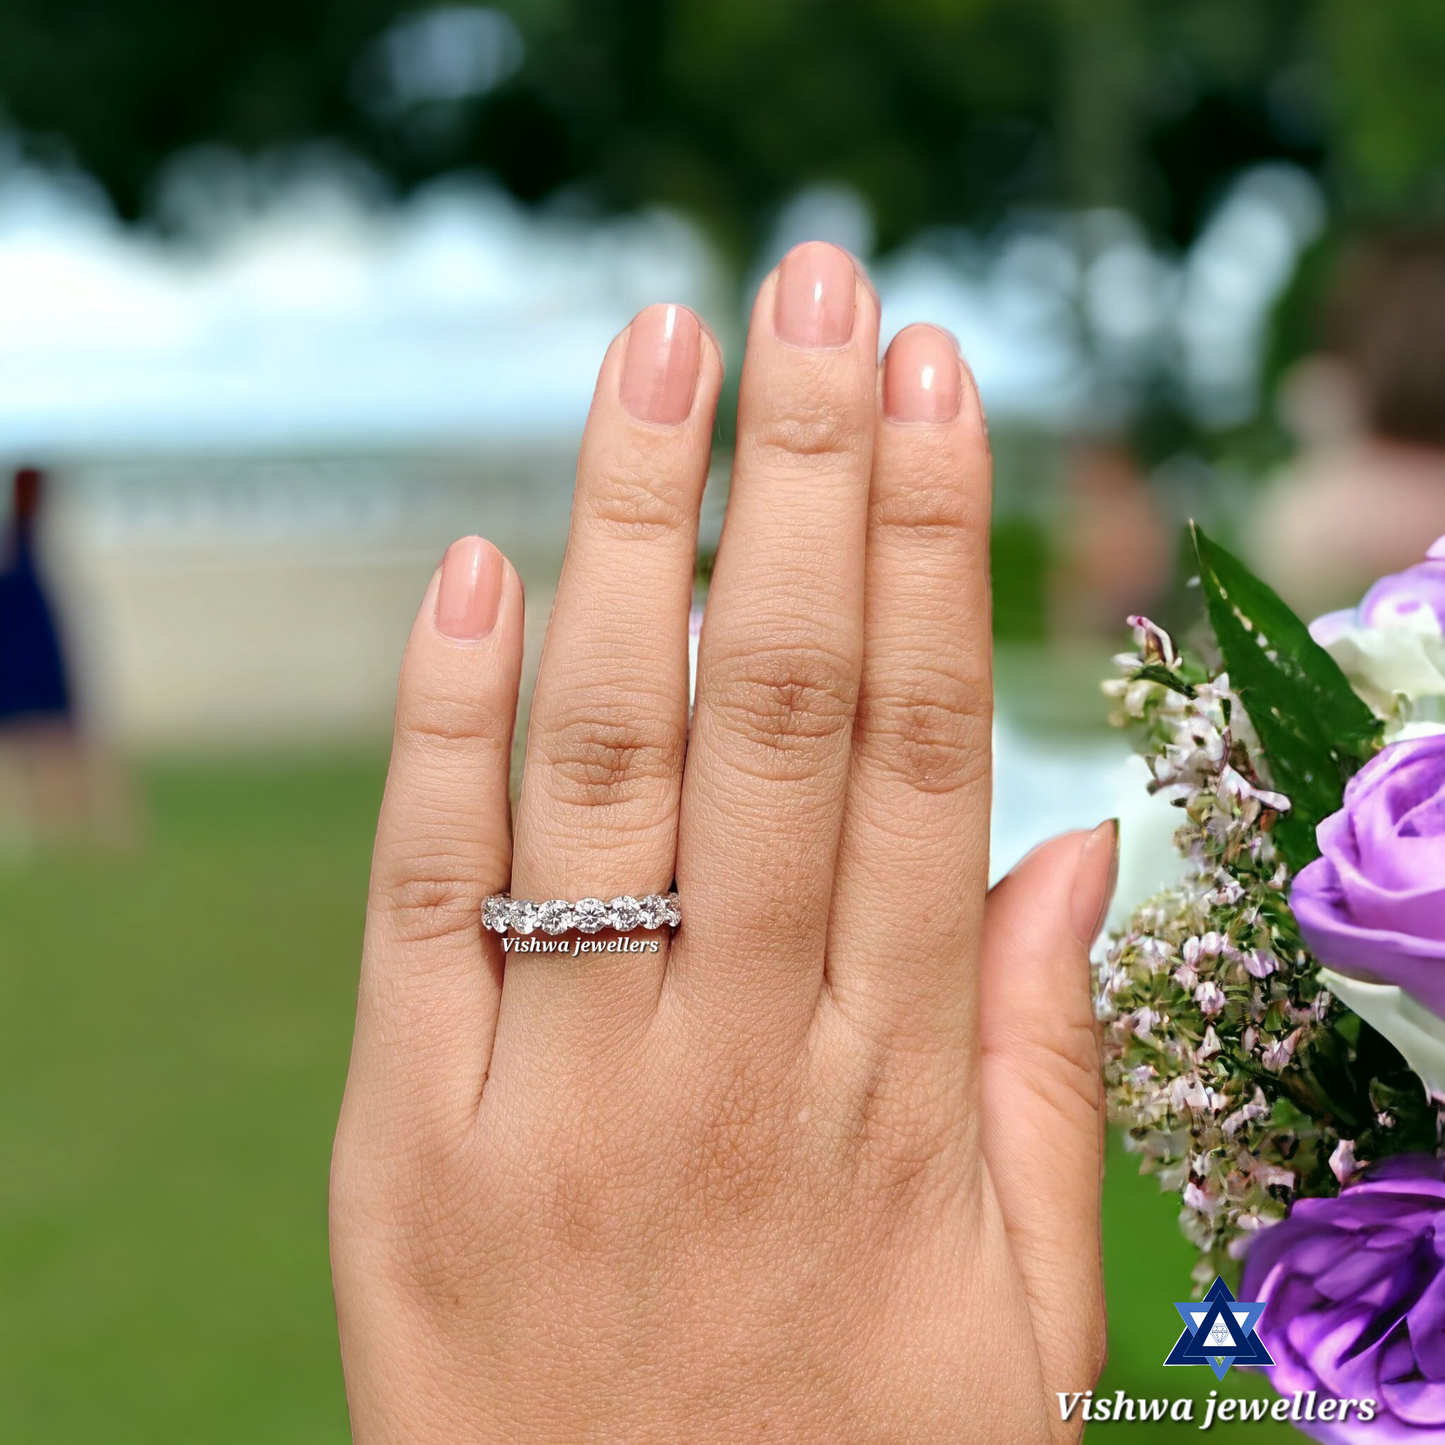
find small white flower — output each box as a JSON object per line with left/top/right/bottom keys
{"left": 1260, "top": 1029, "right": 1301, "bottom": 1072}
{"left": 1329, "top": 1138, "right": 1361, "bottom": 1185}
{"left": 1217, "top": 764, "right": 1291, "bottom": 816}
{"left": 1222, "top": 1089, "right": 1269, "bottom": 1139}
{"left": 1197, "top": 1025, "right": 1221, "bottom": 1061}
{"left": 1124, "top": 679, "right": 1156, "bottom": 717}
{"left": 1169, "top": 1076, "right": 1223, "bottom": 1112}
{"left": 1136, "top": 936, "right": 1174, "bottom": 965}
{"left": 1128, "top": 615, "right": 1179, "bottom": 667}
{"left": 1194, "top": 981, "right": 1226, "bottom": 1016}
{"left": 1252, "top": 1162, "right": 1296, "bottom": 1191}
{"left": 1158, "top": 1162, "right": 1187, "bottom": 1192}
{"left": 1183, "top": 1180, "right": 1222, "bottom": 1215}
{"left": 1128, "top": 1006, "right": 1161, "bottom": 1040}
{"left": 1245, "top": 948, "right": 1276, "bottom": 979}
{"left": 1208, "top": 875, "right": 1245, "bottom": 907}
{"left": 1227, "top": 1212, "right": 1279, "bottom": 1257}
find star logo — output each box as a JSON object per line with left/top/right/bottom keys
{"left": 1163, "top": 1276, "right": 1276, "bottom": 1381}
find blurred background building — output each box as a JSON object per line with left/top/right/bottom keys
{"left": 4, "top": 2, "right": 1445, "bottom": 1441}
{"left": 13, "top": 0, "right": 1436, "bottom": 752}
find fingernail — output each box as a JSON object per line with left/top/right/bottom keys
{"left": 884, "top": 325, "right": 962, "bottom": 423}
{"left": 774, "top": 242, "right": 856, "bottom": 347}
{"left": 436, "top": 536, "right": 503, "bottom": 640}
{"left": 620, "top": 303, "right": 702, "bottom": 424}
{"left": 1070, "top": 819, "right": 1120, "bottom": 947}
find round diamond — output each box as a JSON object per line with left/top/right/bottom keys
{"left": 539, "top": 899, "right": 574, "bottom": 935}
{"left": 608, "top": 895, "right": 642, "bottom": 931}
{"left": 638, "top": 894, "right": 668, "bottom": 929}
{"left": 483, "top": 896, "right": 510, "bottom": 933}
{"left": 573, "top": 897, "right": 608, "bottom": 933}
{"left": 511, "top": 899, "right": 541, "bottom": 936}
{"left": 661, "top": 894, "right": 681, "bottom": 927}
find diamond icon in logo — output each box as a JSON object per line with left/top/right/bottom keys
{"left": 1163, "top": 1275, "right": 1275, "bottom": 1381}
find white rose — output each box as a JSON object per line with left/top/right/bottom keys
{"left": 1312, "top": 605, "right": 1445, "bottom": 732}
{"left": 1319, "top": 968, "right": 1445, "bottom": 1102}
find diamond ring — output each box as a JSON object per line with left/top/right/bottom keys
{"left": 483, "top": 892, "right": 680, "bottom": 937}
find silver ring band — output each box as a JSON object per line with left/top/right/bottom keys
{"left": 484, "top": 892, "right": 680, "bottom": 936}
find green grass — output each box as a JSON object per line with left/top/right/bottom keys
{"left": 0, "top": 759, "right": 1300, "bottom": 1441}
{"left": 1, "top": 759, "right": 380, "bottom": 1445}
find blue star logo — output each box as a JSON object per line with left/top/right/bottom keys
{"left": 1164, "top": 1276, "right": 1276, "bottom": 1381}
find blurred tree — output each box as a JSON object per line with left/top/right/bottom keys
{"left": 1322, "top": 0, "right": 1445, "bottom": 216}
{"left": 0, "top": 0, "right": 1374, "bottom": 257}
{"left": 3, "top": 0, "right": 1442, "bottom": 487}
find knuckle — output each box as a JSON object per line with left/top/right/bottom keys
{"left": 1041, "top": 1017, "right": 1107, "bottom": 1126}
{"left": 330, "top": 1120, "right": 482, "bottom": 1297}
{"left": 680, "top": 1061, "right": 793, "bottom": 1221}
{"left": 707, "top": 640, "right": 858, "bottom": 774}
{"left": 529, "top": 1111, "right": 646, "bottom": 1257}
{"left": 541, "top": 1149, "right": 625, "bottom": 1257}
{"left": 748, "top": 387, "right": 870, "bottom": 471}
{"left": 871, "top": 458, "right": 987, "bottom": 541}
{"left": 580, "top": 459, "right": 692, "bottom": 540}
{"left": 386, "top": 1176, "right": 480, "bottom": 1297}
{"left": 996, "top": 1015, "right": 1104, "bottom": 1134}
{"left": 865, "top": 1138, "right": 944, "bottom": 1221}
{"left": 397, "top": 687, "right": 505, "bottom": 751}
{"left": 849, "top": 1056, "right": 957, "bottom": 1221}
{"left": 856, "top": 668, "right": 991, "bottom": 795}
{"left": 536, "top": 701, "right": 685, "bottom": 811}
{"left": 377, "top": 859, "right": 484, "bottom": 946}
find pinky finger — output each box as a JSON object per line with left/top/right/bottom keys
{"left": 347, "top": 536, "right": 524, "bottom": 1130}
{"left": 979, "top": 824, "right": 1117, "bottom": 1398}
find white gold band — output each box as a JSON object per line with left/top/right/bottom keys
{"left": 484, "top": 892, "right": 680, "bottom": 937}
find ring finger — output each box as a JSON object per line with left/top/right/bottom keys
{"left": 495, "top": 304, "right": 723, "bottom": 1065}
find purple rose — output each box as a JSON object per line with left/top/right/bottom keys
{"left": 1242, "top": 1155, "right": 1445, "bottom": 1442}
{"left": 1291, "top": 735, "right": 1445, "bottom": 1016}
{"left": 1359, "top": 536, "right": 1445, "bottom": 632}
{"left": 1309, "top": 537, "right": 1445, "bottom": 648}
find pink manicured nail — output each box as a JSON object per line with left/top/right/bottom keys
{"left": 436, "top": 536, "right": 503, "bottom": 640}
{"left": 620, "top": 304, "right": 702, "bottom": 424}
{"left": 774, "top": 242, "right": 856, "bottom": 347}
{"left": 884, "top": 325, "right": 962, "bottom": 423}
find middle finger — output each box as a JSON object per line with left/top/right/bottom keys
{"left": 674, "top": 242, "right": 880, "bottom": 1038}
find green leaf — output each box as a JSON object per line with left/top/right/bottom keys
{"left": 1131, "top": 663, "right": 1197, "bottom": 698}
{"left": 1192, "top": 525, "right": 1382, "bottom": 870}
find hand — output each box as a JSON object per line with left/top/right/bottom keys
{"left": 331, "top": 242, "right": 1115, "bottom": 1443}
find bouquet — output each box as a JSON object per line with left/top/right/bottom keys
{"left": 1099, "top": 530, "right": 1445, "bottom": 1437}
